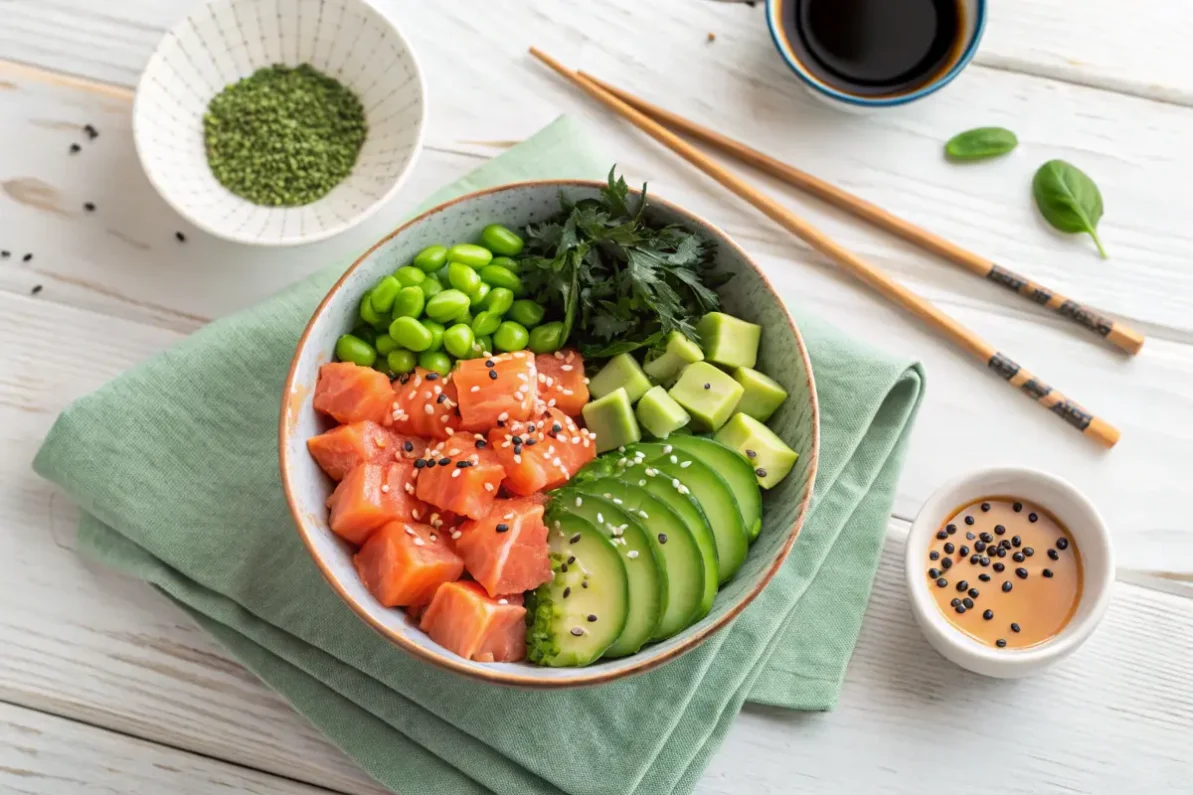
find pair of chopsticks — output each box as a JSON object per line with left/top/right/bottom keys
{"left": 528, "top": 47, "right": 1127, "bottom": 448}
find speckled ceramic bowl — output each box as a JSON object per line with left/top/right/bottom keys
{"left": 280, "top": 181, "right": 820, "bottom": 686}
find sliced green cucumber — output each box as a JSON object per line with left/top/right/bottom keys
{"left": 527, "top": 514, "right": 629, "bottom": 667}
{"left": 666, "top": 435, "right": 763, "bottom": 541}
{"left": 573, "top": 479, "right": 705, "bottom": 640}
{"left": 549, "top": 494, "right": 665, "bottom": 658}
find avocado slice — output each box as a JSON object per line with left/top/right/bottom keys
{"left": 526, "top": 514, "right": 630, "bottom": 667}
{"left": 696, "top": 312, "right": 761, "bottom": 369}
{"left": 665, "top": 435, "right": 763, "bottom": 542}
{"left": 550, "top": 492, "right": 665, "bottom": 657}
{"left": 572, "top": 479, "right": 707, "bottom": 639}
{"left": 623, "top": 442, "right": 749, "bottom": 582}
{"left": 732, "top": 367, "right": 788, "bottom": 423}
{"left": 588, "top": 353, "right": 652, "bottom": 403}
{"left": 643, "top": 331, "right": 704, "bottom": 385}
{"left": 669, "top": 361, "right": 744, "bottom": 432}
{"left": 582, "top": 388, "right": 642, "bottom": 454}
{"left": 715, "top": 413, "right": 799, "bottom": 489}
{"left": 636, "top": 385, "right": 691, "bottom": 439}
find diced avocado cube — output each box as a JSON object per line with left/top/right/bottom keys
{"left": 696, "top": 312, "right": 761, "bottom": 369}
{"left": 668, "top": 361, "right": 744, "bottom": 432}
{"left": 732, "top": 367, "right": 788, "bottom": 422}
{"left": 588, "top": 353, "right": 652, "bottom": 404}
{"left": 715, "top": 413, "right": 798, "bottom": 489}
{"left": 636, "top": 385, "right": 691, "bottom": 439}
{"left": 582, "top": 387, "right": 642, "bottom": 453}
{"left": 643, "top": 331, "right": 704, "bottom": 385}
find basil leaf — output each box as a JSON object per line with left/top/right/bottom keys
{"left": 945, "top": 127, "right": 1018, "bottom": 161}
{"left": 1032, "top": 159, "right": 1108, "bottom": 258}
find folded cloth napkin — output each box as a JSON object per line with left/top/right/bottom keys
{"left": 34, "top": 115, "right": 924, "bottom": 795}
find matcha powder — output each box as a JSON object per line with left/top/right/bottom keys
{"left": 203, "top": 64, "right": 367, "bottom": 207}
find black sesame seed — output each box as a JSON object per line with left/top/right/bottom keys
{"left": 956, "top": 580, "right": 969, "bottom": 592}
{"left": 946, "top": 524, "right": 957, "bottom": 534}
{"left": 969, "top": 555, "right": 980, "bottom": 565}
{"left": 413, "top": 459, "right": 427, "bottom": 469}
{"left": 1048, "top": 549, "right": 1059, "bottom": 561}
{"left": 525, "top": 438, "right": 537, "bottom": 446}
{"left": 928, "top": 568, "right": 941, "bottom": 579}
{"left": 399, "top": 374, "right": 411, "bottom": 385}
{"left": 983, "top": 609, "right": 994, "bottom": 620}
{"left": 965, "top": 532, "right": 975, "bottom": 540}
{"left": 570, "top": 627, "right": 584, "bottom": 636}
{"left": 955, "top": 604, "right": 966, "bottom": 614}
{"left": 962, "top": 597, "right": 974, "bottom": 609}
{"left": 1043, "top": 569, "right": 1054, "bottom": 578}
{"left": 581, "top": 581, "right": 588, "bottom": 589}
{"left": 552, "top": 423, "right": 562, "bottom": 433}
{"left": 936, "top": 530, "right": 949, "bottom": 540}
{"left": 30, "top": 284, "right": 42, "bottom": 295}
{"left": 84, "top": 123, "right": 98, "bottom": 139}
{"left": 964, "top": 516, "right": 975, "bottom": 526}
{"left": 175, "top": 231, "right": 186, "bottom": 242}
{"left": 489, "top": 370, "right": 499, "bottom": 380}
{"left": 1011, "top": 623, "right": 1021, "bottom": 633}
{"left": 563, "top": 587, "right": 570, "bottom": 598}
{"left": 569, "top": 533, "right": 581, "bottom": 544}
{"left": 69, "top": 143, "right": 81, "bottom": 153}
{"left": 981, "top": 502, "right": 991, "bottom": 512}
{"left": 1013, "top": 502, "right": 1023, "bottom": 512}
{"left": 745, "top": 449, "right": 757, "bottom": 458}
{"left": 567, "top": 556, "right": 575, "bottom": 564}
{"left": 0, "top": 251, "right": 8, "bottom": 257}
{"left": 997, "top": 547, "right": 1008, "bottom": 558}
{"left": 941, "top": 558, "right": 953, "bottom": 570}
{"left": 755, "top": 467, "right": 768, "bottom": 477}
{"left": 936, "top": 577, "right": 948, "bottom": 588}
{"left": 425, "top": 373, "right": 439, "bottom": 381}
{"left": 438, "top": 457, "right": 451, "bottom": 466}
{"left": 512, "top": 436, "right": 523, "bottom": 445}
{"left": 703, "top": 382, "right": 711, "bottom": 390}
{"left": 1016, "top": 567, "right": 1029, "bottom": 579}
{"left": 403, "top": 440, "right": 414, "bottom": 452}
{"left": 951, "top": 598, "right": 961, "bottom": 607}
{"left": 456, "top": 460, "right": 471, "bottom": 468}
{"left": 1012, "top": 535, "right": 1022, "bottom": 548}
{"left": 994, "top": 524, "right": 1006, "bottom": 535}
{"left": 969, "top": 588, "right": 980, "bottom": 598}
{"left": 475, "top": 439, "right": 487, "bottom": 449}
{"left": 83, "top": 201, "right": 95, "bottom": 211}
{"left": 560, "top": 563, "right": 568, "bottom": 572}
{"left": 943, "top": 542, "right": 955, "bottom": 554}
{"left": 979, "top": 532, "right": 993, "bottom": 543}
{"left": 22, "top": 253, "right": 32, "bottom": 262}
{"left": 495, "top": 523, "right": 509, "bottom": 533}
{"left": 587, "top": 614, "right": 598, "bottom": 622}
{"left": 1002, "top": 581, "right": 1013, "bottom": 592}
{"left": 1028, "top": 512, "right": 1039, "bottom": 523}
{"left": 437, "top": 393, "right": 448, "bottom": 404}
{"left": 974, "top": 541, "right": 987, "bottom": 553}
{"left": 980, "top": 556, "right": 991, "bottom": 566}
{"left": 1056, "top": 538, "right": 1069, "bottom": 550}
{"left": 959, "top": 545, "right": 970, "bottom": 556}
{"left": 978, "top": 573, "right": 991, "bottom": 582}
{"left": 929, "top": 550, "right": 940, "bottom": 561}
{"left": 993, "top": 562, "right": 1005, "bottom": 573}
{"left": 996, "top": 639, "right": 1007, "bottom": 648}
{"left": 1023, "top": 547, "right": 1034, "bottom": 557}
{"left": 1013, "top": 552, "right": 1025, "bottom": 563}
{"left": 658, "top": 533, "right": 668, "bottom": 544}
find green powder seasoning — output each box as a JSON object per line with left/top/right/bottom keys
{"left": 203, "top": 64, "right": 367, "bottom": 207}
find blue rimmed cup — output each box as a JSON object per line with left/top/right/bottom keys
{"left": 754, "top": 0, "right": 987, "bottom": 110}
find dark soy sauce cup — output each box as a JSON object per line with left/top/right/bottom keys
{"left": 743, "top": 0, "right": 987, "bottom": 110}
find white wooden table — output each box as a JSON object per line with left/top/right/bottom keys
{"left": 3, "top": 1, "right": 1192, "bottom": 792}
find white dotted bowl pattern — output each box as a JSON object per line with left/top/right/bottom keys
{"left": 133, "top": 0, "right": 426, "bottom": 246}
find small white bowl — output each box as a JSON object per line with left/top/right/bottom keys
{"left": 133, "top": 0, "right": 426, "bottom": 245}
{"left": 905, "top": 467, "right": 1114, "bottom": 678}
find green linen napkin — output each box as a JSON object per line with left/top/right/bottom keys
{"left": 34, "top": 115, "right": 924, "bottom": 795}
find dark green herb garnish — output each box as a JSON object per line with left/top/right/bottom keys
{"left": 519, "top": 168, "right": 729, "bottom": 359}
{"left": 1032, "top": 160, "right": 1107, "bottom": 258}
{"left": 945, "top": 127, "right": 1018, "bottom": 161}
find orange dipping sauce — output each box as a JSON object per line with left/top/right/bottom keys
{"left": 924, "top": 497, "right": 1082, "bottom": 649}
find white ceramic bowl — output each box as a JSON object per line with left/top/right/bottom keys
{"left": 279, "top": 180, "right": 821, "bottom": 687}
{"left": 905, "top": 467, "right": 1114, "bottom": 678}
{"left": 133, "top": 0, "right": 426, "bottom": 245}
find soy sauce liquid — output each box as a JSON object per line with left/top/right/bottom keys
{"left": 782, "top": 0, "right": 965, "bottom": 97}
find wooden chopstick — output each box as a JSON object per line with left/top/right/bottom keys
{"left": 529, "top": 47, "right": 1121, "bottom": 448}
{"left": 577, "top": 70, "right": 1144, "bottom": 357}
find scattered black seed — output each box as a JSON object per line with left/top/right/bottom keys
{"left": 974, "top": 541, "right": 987, "bottom": 553}
{"left": 437, "top": 393, "right": 448, "bottom": 404}
{"left": 993, "top": 562, "right": 1005, "bottom": 573}
{"left": 525, "top": 438, "right": 537, "bottom": 446}
{"left": 965, "top": 532, "right": 975, "bottom": 541}
{"left": 566, "top": 555, "right": 575, "bottom": 564}
{"left": 983, "top": 609, "right": 994, "bottom": 620}
{"left": 1016, "top": 567, "right": 1029, "bottom": 579}
{"left": 425, "top": 373, "right": 439, "bottom": 381}
{"left": 969, "top": 555, "right": 980, "bottom": 565}
{"left": 495, "top": 523, "right": 509, "bottom": 533}
{"left": 962, "top": 597, "right": 974, "bottom": 609}
{"left": 552, "top": 423, "right": 563, "bottom": 433}
{"left": 745, "top": 449, "right": 757, "bottom": 458}
{"left": 1056, "top": 538, "right": 1069, "bottom": 550}
{"left": 964, "top": 516, "right": 975, "bottom": 525}
{"left": 69, "top": 143, "right": 81, "bottom": 153}
{"left": 978, "top": 574, "right": 991, "bottom": 582}
{"left": 943, "top": 542, "right": 955, "bottom": 554}
{"left": 936, "top": 530, "right": 949, "bottom": 540}
{"left": 929, "top": 551, "right": 940, "bottom": 561}
{"left": 997, "top": 548, "right": 1008, "bottom": 558}
{"left": 703, "top": 382, "right": 711, "bottom": 390}
{"left": 755, "top": 467, "right": 768, "bottom": 477}
{"left": 1012, "top": 535, "right": 1022, "bottom": 548}
{"left": 30, "top": 284, "right": 43, "bottom": 295}
{"left": 476, "top": 439, "right": 487, "bottom": 449}
{"left": 425, "top": 458, "right": 436, "bottom": 468}
{"left": 946, "top": 523, "right": 957, "bottom": 534}
{"left": 1002, "top": 581, "right": 1013, "bottom": 592}
{"left": 936, "top": 577, "right": 948, "bottom": 588}
{"left": 438, "top": 457, "right": 450, "bottom": 466}
{"left": 403, "top": 440, "right": 414, "bottom": 452}
{"left": 22, "top": 253, "right": 32, "bottom": 262}
{"left": 955, "top": 604, "right": 966, "bottom": 614}
{"left": 996, "top": 639, "right": 1007, "bottom": 648}
{"left": 980, "top": 556, "right": 991, "bottom": 566}
{"left": 1028, "top": 512, "right": 1039, "bottom": 523}
{"left": 175, "top": 231, "right": 186, "bottom": 242}
{"left": 1013, "top": 502, "right": 1023, "bottom": 512}
{"left": 581, "top": 581, "right": 588, "bottom": 589}
{"left": 456, "top": 460, "right": 472, "bottom": 468}
{"left": 1013, "top": 552, "right": 1025, "bottom": 563}
{"left": 1043, "top": 569, "right": 1054, "bottom": 578}
{"left": 658, "top": 533, "right": 668, "bottom": 544}
{"left": 1011, "top": 623, "right": 1021, "bottom": 633}
{"left": 511, "top": 435, "right": 523, "bottom": 445}
{"left": 959, "top": 545, "right": 970, "bottom": 556}
{"left": 994, "top": 524, "right": 1006, "bottom": 535}
{"left": 979, "top": 532, "right": 993, "bottom": 543}
{"left": 1048, "top": 549, "right": 1059, "bottom": 561}
{"left": 413, "top": 459, "right": 426, "bottom": 469}
{"left": 489, "top": 369, "right": 499, "bottom": 380}
{"left": 399, "top": 374, "right": 410, "bottom": 385}
{"left": 981, "top": 502, "right": 991, "bottom": 512}
{"left": 941, "top": 558, "right": 952, "bottom": 570}
{"left": 1023, "top": 547, "right": 1035, "bottom": 557}
{"left": 587, "top": 614, "right": 598, "bottom": 622}
{"left": 951, "top": 598, "right": 961, "bottom": 607}
{"left": 83, "top": 202, "right": 96, "bottom": 212}
{"left": 0, "top": 251, "right": 8, "bottom": 258}
{"left": 570, "top": 627, "right": 584, "bottom": 636}
{"left": 969, "top": 588, "right": 980, "bottom": 598}
{"left": 569, "top": 534, "right": 581, "bottom": 545}
{"left": 84, "top": 123, "right": 98, "bottom": 139}
{"left": 560, "top": 563, "right": 568, "bottom": 572}
{"left": 562, "top": 587, "right": 571, "bottom": 598}
{"left": 928, "top": 568, "right": 942, "bottom": 579}
{"left": 956, "top": 580, "right": 969, "bottom": 592}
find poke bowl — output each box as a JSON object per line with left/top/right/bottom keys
{"left": 280, "top": 177, "right": 820, "bottom": 686}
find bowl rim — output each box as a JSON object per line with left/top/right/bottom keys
{"left": 131, "top": 0, "right": 428, "bottom": 247}
{"left": 278, "top": 178, "right": 821, "bottom": 687}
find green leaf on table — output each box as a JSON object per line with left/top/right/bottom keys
{"left": 1032, "top": 159, "right": 1108, "bottom": 258}
{"left": 944, "top": 127, "right": 1019, "bottom": 161}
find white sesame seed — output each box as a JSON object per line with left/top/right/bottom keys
{"left": 429, "top": 534, "right": 437, "bottom": 541}
{"left": 441, "top": 415, "right": 450, "bottom": 423}
{"left": 498, "top": 598, "right": 508, "bottom": 605}
{"left": 638, "top": 510, "right": 649, "bottom": 519}
{"left": 575, "top": 497, "right": 583, "bottom": 507}
{"left": 451, "top": 530, "right": 462, "bottom": 539}
{"left": 484, "top": 482, "right": 495, "bottom": 492}
{"left": 413, "top": 537, "right": 425, "bottom": 546}
{"left": 434, "top": 385, "right": 442, "bottom": 395}
{"left": 414, "top": 376, "right": 422, "bottom": 387}
{"left": 562, "top": 389, "right": 574, "bottom": 396}
{"left": 613, "top": 498, "right": 623, "bottom": 505}
{"left": 412, "top": 509, "right": 420, "bottom": 519}
{"left": 381, "top": 484, "right": 390, "bottom": 493}
{"left": 638, "top": 479, "right": 646, "bottom": 487}
{"left": 627, "top": 550, "right": 639, "bottom": 559}
{"left": 670, "top": 455, "right": 678, "bottom": 464}
{"left": 663, "top": 445, "right": 672, "bottom": 454}
{"left": 547, "top": 398, "right": 557, "bottom": 407}
{"left": 561, "top": 365, "right": 573, "bottom": 372}
{"left": 498, "top": 412, "right": 509, "bottom": 422}
{"left": 423, "top": 391, "right": 432, "bottom": 400}
{"left": 597, "top": 513, "right": 604, "bottom": 523}
{"left": 583, "top": 377, "right": 590, "bottom": 384}
{"left": 618, "top": 446, "right": 626, "bottom": 453}
{"left": 678, "top": 485, "right": 690, "bottom": 495}
{"left": 424, "top": 404, "right": 434, "bottom": 415}
{"left": 404, "top": 526, "right": 415, "bottom": 536}
{"left": 470, "top": 385, "right": 480, "bottom": 393}
{"left": 554, "top": 351, "right": 564, "bottom": 360}
{"left": 518, "top": 373, "right": 528, "bottom": 381}
{"left": 645, "top": 468, "right": 657, "bottom": 476}
{"left": 405, "top": 484, "right": 415, "bottom": 494}
{"left": 680, "top": 460, "right": 692, "bottom": 468}
{"left": 506, "top": 512, "right": 515, "bottom": 520}
{"left": 452, "top": 469, "right": 461, "bottom": 478}
{"left": 513, "top": 454, "right": 522, "bottom": 464}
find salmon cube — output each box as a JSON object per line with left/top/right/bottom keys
{"left": 453, "top": 351, "right": 537, "bottom": 432}
{"left": 414, "top": 435, "right": 505, "bottom": 521}
{"left": 391, "top": 368, "right": 459, "bottom": 440}
{"left": 327, "top": 461, "right": 428, "bottom": 545}
{"left": 307, "top": 421, "right": 426, "bottom": 481}
{"left": 354, "top": 521, "right": 463, "bottom": 607}
{"left": 419, "top": 580, "right": 527, "bottom": 663}
{"left": 534, "top": 349, "right": 589, "bottom": 417}
{"left": 313, "top": 362, "right": 394, "bottom": 425}
{"left": 454, "top": 497, "right": 552, "bottom": 597}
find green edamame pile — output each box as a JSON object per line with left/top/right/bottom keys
{"left": 336, "top": 224, "right": 566, "bottom": 377}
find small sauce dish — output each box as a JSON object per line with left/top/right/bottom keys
{"left": 904, "top": 467, "right": 1114, "bottom": 678}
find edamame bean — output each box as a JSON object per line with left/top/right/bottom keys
{"left": 485, "top": 286, "right": 514, "bottom": 315}
{"left": 508, "top": 299, "right": 545, "bottom": 327}
{"left": 373, "top": 358, "right": 395, "bottom": 377}
{"left": 359, "top": 291, "right": 386, "bottom": 327}
{"left": 394, "top": 266, "right": 426, "bottom": 287}
{"left": 370, "top": 276, "right": 401, "bottom": 313}
{"left": 420, "top": 275, "right": 444, "bottom": 299}
{"left": 375, "top": 334, "right": 401, "bottom": 356}
{"left": 473, "top": 335, "right": 494, "bottom": 357}
{"left": 490, "top": 256, "right": 520, "bottom": 274}
{"left": 351, "top": 325, "right": 376, "bottom": 345}
{"left": 469, "top": 281, "right": 491, "bottom": 309}
{"left": 493, "top": 321, "right": 530, "bottom": 352}
{"left": 423, "top": 319, "right": 445, "bottom": 352}
{"left": 443, "top": 324, "right": 475, "bottom": 359}
{"left": 425, "top": 289, "right": 471, "bottom": 323}
{"left": 480, "top": 224, "right": 524, "bottom": 256}
{"left": 478, "top": 265, "right": 523, "bottom": 295}
{"left": 471, "top": 310, "right": 502, "bottom": 337}
{"left": 335, "top": 334, "right": 377, "bottom": 367}
{"left": 448, "top": 261, "right": 482, "bottom": 294}
{"left": 391, "top": 286, "right": 425, "bottom": 319}
{"left": 418, "top": 350, "right": 453, "bottom": 376}
{"left": 528, "top": 321, "right": 565, "bottom": 354}
{"left": 387, "top": 349, "right": 416, "bottom": 374}
{"left": 446, "top": 243, "right": 493, "bottom": 269}
{"left": 413, "top": 245, "right": 448, "bottom": 273}
{"left": 388, "top": 316, "right": 433, "bottom": 352}
{"left": 456, "top": 308, "right": 474, "bottom": 326}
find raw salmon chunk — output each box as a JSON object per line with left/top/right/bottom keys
{"left": 327, "top": 461, "right": 428, "bottom": 545}
{"left": 486, "top": 408, "right": 594, "bottom": 495}
{"left": 419, "top": 580, "right": 527, "bottom": 662}
{"left": 534, "top": 349, "right": 589, "bottom": 417}
{"left": 414, "top": 434, "right": 505, "bottom": 521}
{"left": 454, "top": 497, "right": 552, "bottom": 597}
{"left": 453, "top": 351, "right": 537, "bottom": 431}
{"left": 391, "top": 368, "right": 460, "bottom": 440}
{"left": 313, "top": 362, "right": 394, "bottom": 425}
{"left": 354, "top": 521, "right": 463, "bottom": 607}
{"left": 307, "top": 421, "right": 426, "bottom": 481}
